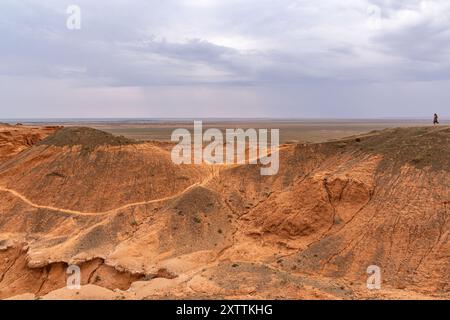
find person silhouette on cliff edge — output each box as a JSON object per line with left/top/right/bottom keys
{"left": 433, "top": 113, "right": 439, "bottom": 125}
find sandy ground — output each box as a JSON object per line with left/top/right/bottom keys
{"left": 0, "top": 123, "right": 448, "bottom": 300}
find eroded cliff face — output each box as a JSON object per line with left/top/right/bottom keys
{"left": 0, "top": 124, "right": 60, "bottom": 163}
{"left": 0, "top": 125, "right": 448, "bottom": 299}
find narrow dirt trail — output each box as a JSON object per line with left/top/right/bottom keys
{"left": 0, "top": 186, "right": 101, "bottom": 216}
{"left": 0, "top": 169, "right": 217, "bottom": 216}
{"left": 0, "top": 150, "right": 270, "bottom": 217}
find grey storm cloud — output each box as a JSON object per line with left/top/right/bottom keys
{"left": 0, "top": 0, "right": 449, "bottom": 118}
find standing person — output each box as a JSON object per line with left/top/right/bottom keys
{"left": 433, "top": 113, "right": 439, "bottom": 125}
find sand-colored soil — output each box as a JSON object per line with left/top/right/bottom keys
{"left": 0, "top": 125, "right": 448, "bottom": 300}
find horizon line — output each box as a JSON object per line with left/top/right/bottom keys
{"left": 1, "top": 117, "right": 449, "bottom": 121}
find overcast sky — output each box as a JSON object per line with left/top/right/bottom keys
{"left": 1, "top": 0, "right": 449, "bottom": 118}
